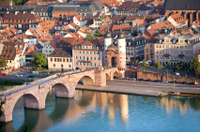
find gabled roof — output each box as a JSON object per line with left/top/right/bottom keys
{"left": 117, "top": 1, "right": 140, "bottom": 11}
{"left": 169, "top": 14, "right": 188, "bottom": 24}
{"left": 112, "top": 25, "right": 132, "bottom": 31}
{"left": 100, "top": 25, "right": 112, "bottom": 34}
{"left": 38, "top": 35, "right": 52, "bottom": 42}
{"left": 134, "top": 19, "right": 148, "bottom": 28}
{"left": 9, "top": 28, "right": 18, "bottom": 34}
{"left": 164, "top": 0, "right": 200, "bottom": 10}
{"left": 35, "top": 27, "right": 46, "bottom": 36}
{"left": 67, "top": 32, "right": 84, "bottom": 39}
{"left": 138, "top": 4, "right": 151, "bottom": 10}
{"left": 48, "top": 48, "right": 72, "bottom": 58}
{"left": 27, "top": 28, "right": 40, "bottom": 38}
{"left": 5, "top": 29, "right": 14, "bottom": 37}
{"left": 24, "top": 45, "right": 37, "bottom": 55}
{"left": 35, "top": 43, "right": 43, "bottom": 49}
{"left": 69, "top": 23, "right": 79, "bottom": 30}
{"left": 74, "top": 15, "right": 85, "bottom": 22}
{"left": 78, "top": 26, "right": 94, "bottom": 34}
{"left": 38, "top": 20, "right": 55, "bottom": 29}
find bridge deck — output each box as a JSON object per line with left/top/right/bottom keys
{"left": 0, "top": 67, "right": 116, "bottom": 98}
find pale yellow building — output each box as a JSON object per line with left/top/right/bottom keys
{"left": 48, "top": 48, "right": 73, "bottom": 71}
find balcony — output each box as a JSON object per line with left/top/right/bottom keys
{"left": 81, "top": 60, "right": 91, "bottom": 63}
{"left": 164, "top": 54, "right": 170, "bottom": 57}
{"left": 179, "top": 54, "right": 184, "bottom": 57}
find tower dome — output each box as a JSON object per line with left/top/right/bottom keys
{"left": 104, "top": 26, "right": 112, "bottom": 38}
{"left": 118, "top": 26, "right": 125, "bottom": 39}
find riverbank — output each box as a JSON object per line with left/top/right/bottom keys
{"left": 76, "top": 80, "right": 200, "bottom": 97}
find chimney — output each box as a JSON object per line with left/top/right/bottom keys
{"left": 31, "top": 11, "right": 35, "bottom": 14}
{"left": 23, "top": 11, "right": 26, "bottom": 14}
{"left": 6, "top": 11, "right": 9, "bottom": 14}
{"left": 15, "top": 11, "right": 19, "bottom": 15}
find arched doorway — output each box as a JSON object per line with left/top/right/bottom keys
{"left": 111, "top": 57, "right": 116, "bottom": 67}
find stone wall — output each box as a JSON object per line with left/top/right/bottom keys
{"left": 125, "top": 68, "right": 197, "bottom": 83}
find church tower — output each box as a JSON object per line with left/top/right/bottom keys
{"left": 104, "top": 26, "right": 112, "bottom": 51}
{"left": 117, "top": 26, "right": 126, "bottom": 69}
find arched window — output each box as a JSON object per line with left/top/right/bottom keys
{"left": 63, "top": 15, "right": 66, "bottom": 20}
{"left": 59, "top": 15, "right": 62, "bottom": 21}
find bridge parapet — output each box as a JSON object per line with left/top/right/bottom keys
{"left": 0, "top": 67, "right": 122, "bottom": 123}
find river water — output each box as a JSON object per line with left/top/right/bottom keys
{"left": 1, "top": 89, "right": 200, "bottom": 132}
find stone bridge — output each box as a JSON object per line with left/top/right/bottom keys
{"left": 0, "top": 67, "right": 123, "bottom": 123}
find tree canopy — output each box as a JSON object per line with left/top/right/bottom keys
{"left": 86, "top": 34, "right": 95, "bottom": 40}
{"left": 155, "top": 61, "right": 162, "bottom": 72}
{"left": 189, "top": 57, "right": 200, "bottom": 75}
{"left": 31, "top": 53, "right": 47, "bottom": 70}
{"left": 95, "top": 29, "right": 103, "bottom": 37}
{"left": 0, "top": 57, "right": 7, "bottom": 67}
{"left": 131, "top": 30, "right": 138, "bottom": 37}
{"left": 0, "top": 0, "right": 24, "bottom": 5}
{"left": 189, "top": 57, "right": 200, "bottom": 71}
{"left": 140, "top": 59, "right": 148, "bottom": 70}
{"left": 176, "top": 60, "right": 185, "bottom": 71}
{"left": 165, "top": 61, "right": 170, "bottom": 70}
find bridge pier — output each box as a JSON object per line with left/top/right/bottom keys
{"left": 95, "top": 70, "right": 106, "bottom": 87}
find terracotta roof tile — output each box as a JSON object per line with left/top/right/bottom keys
{"left": 24, "top": 45, "right": 37, "bottom": 55}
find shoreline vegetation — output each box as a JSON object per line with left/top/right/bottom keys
{"left": 0, "top": 79, "right": 34, "bottom": 85}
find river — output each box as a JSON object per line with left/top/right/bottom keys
{"left": 1, "top": 88, "right": 200, "bottom": 131}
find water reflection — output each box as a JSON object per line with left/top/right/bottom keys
{"left": 1, "top": 89, "right": 200, "bottom": 132}
{"left": 156, "top": 96, "right": 198, "bottom": 115}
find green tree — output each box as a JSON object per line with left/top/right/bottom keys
{"left": 129, "top": 59, "right": 133, "bottom": 64}
{"left": 31, "top": 53, "right": 47, "bottom": 70}
{"left": 95, "top": 29, "right": 103, "bottom": 37}
{"left": 0, "top": 57, "right": 7, "bottom": 67}
{"left": 0, "top": 99, "right": 5, "bottom": 117}
{"left": 131, "top": 30, "right": 138, "bottom": 37}
{"left": 140, "top": 59, "right": 148, "bottom": 70}
{"left": 13, "top": 0, "right": 24, "bottom": 5}
{"left": 165, "top": 61, "right": 170, "bottom": 76}
{"left": 189, "top": 57, "right": 200, "bottom": 72}
{"left": 176, "top": 60, "right": 185, "bottom": 71}
{"left": 86, "top": 34, "right": 95, "bottom": 40}
{"left": 155, "top": 61, "right": 162, "bottom": 72}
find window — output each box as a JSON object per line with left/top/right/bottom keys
{"left": 54, "top": 58, "right": 56, "bottom": 62}
{"left": 57, "top": 58, "right": 59, "bottom": 62}
{"left": 50, "top": 58, "right": 52, "bottom": 62}
{"left": 63, "top": 58, "right": 65, "bottom": 62}
{"left": 70, "top": 59, "right": 72, "bottom": 62}
{"left": 53, "top": 64, "right": 56, "bottom": 67}
{"left": 60, "top": 58, "right": 62, "bottom": 62}
{"left": 67, "top": 58, "right": 69, "bottom": 62}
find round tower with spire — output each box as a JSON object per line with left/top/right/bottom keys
{"left": 104, "top": 26, "right": 112, "bottom": 51}
{"left": 117, "top": 26, "right": 126, "bottom": 69}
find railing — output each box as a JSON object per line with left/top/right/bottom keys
{"left": 0, "top": 67, "right": 118, "bottom": 97}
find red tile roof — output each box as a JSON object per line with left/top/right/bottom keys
{"left": 24, "top": 45, "right": 37, "bottom": 55}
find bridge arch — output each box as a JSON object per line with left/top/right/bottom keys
{"left": 2, "top": 93, "right": 40, "bottom": 123}
{"left": 106, "top": 73, "right": 111, "bottom": 80}
{"left": 51, "top": 83, "right": 70, "bottom": 98}
{"left": 113, "top": 71, "right": 119, "bottom": 79}
{"left": 78, "top": 75, "right": 95, "bottom": 86}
